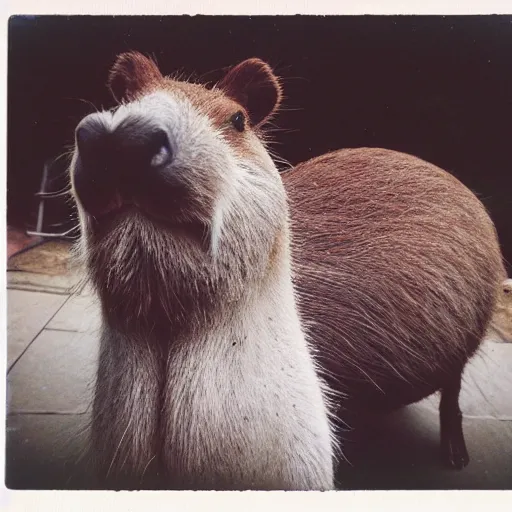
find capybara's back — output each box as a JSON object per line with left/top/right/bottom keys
{"left": 284, "top": 148, "right": 506, "bottom": 419}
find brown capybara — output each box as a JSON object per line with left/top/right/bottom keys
{"left": 283, "top": 148, "right": 506, "bottom": 469}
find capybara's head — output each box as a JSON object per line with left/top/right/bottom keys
{"left": 70, "top": 52, "right": 287, "bottom": 331}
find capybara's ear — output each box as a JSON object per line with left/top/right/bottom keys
{"left": 108, "top": 51, "right": 164, "bottom": 103}
{"left": 217, "top": 58, "right": 282, "bottom": 127}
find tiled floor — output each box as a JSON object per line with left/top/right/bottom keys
{"left": 5, "top": 267, "right": 512, "bottom": 490}
{"left": 6, "top": 267, "right": 101, "bottom": 489}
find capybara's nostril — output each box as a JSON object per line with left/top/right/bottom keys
{"left": 75, "top": 114, "right": 110, "bottom": 158}
{"left": 147, "top": 128, "right": 173, "bottom": 168}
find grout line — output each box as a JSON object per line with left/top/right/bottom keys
{"left": 7, "top": 411, "right": 89, "bottom": 416}
{"left": 6, "top": 286, "right": 73, "bottom": 296}
{"left": 463, "top": 415, "right": 512, "bottom": 421}
{"left": 44, "top": 327, "right": 83, "bottom": 333}
{"left": 7, "top": 293, "right": 74, "bottom": 374}
{"left": 416, "top": 405, "right": 512, "bottom": 422}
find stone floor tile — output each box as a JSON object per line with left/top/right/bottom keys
{"left": 5, "top": 413, "right": 96, "bottom": 490}
{"left": 7, "top": 289, "right": 68, "bottom": 369}
{"left": 7, "top": 330, "right": 99, "bottom": 414}
{"left": 418, "top": 340, "right": 512, "bottom": 419}
{"left": 46, "top": 294, "right": 101, "bottom": 333}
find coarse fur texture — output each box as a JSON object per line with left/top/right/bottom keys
{"left": 282, "top": 148, "right": 506, "bottom": 467}
{"left": 70, "top": 52, "right": 337, "bottom": 490}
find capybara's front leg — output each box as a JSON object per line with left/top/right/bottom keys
{"left": 91, "top": 329, "right": 164, "bottom": 489}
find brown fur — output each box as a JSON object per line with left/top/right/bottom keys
{"left": 217, "top": 58, "right": 283, "bottom": 127}
{"left": 107, "top": 52, "right": 281, "bottom": 162}
{"left": 283, "top": 148, "right": 506, "bottom": 414}
{"left": 108, "top": 51, "right": 164, "bottom": 102}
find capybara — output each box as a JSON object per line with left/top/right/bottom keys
{"left": 70, "top": 52, "right": 337, "bottom": 490}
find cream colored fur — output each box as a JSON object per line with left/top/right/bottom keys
{"left": 71, "top": 90, "right": 337, "bottom": 490}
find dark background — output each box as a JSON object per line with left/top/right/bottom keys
{"left": 7, "top": 15, "right": 512, "bottom": 273}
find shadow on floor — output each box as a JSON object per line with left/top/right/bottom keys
{"left": 6, "top": 404, "right": 512, "bottom": 490}
{"left": 335, "top": 406, "right": 512, "bottom": 490}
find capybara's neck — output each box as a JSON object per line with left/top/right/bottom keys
{"left": 92, "top": 255, "right": 336, "bottom": 490}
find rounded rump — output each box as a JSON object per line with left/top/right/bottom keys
{"left": 283, "top": 148, "right": 506, "bottom": 412}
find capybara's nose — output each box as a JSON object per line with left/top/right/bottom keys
{"left": 72, "top": 112, "right": 174, "bottom": 217}
{"left": 75, "top": 113, "right": 173, "bottom": 174}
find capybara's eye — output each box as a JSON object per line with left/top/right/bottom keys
{"left": 230, "top": 111, "right": 246, "bottom": 132}
{"left": 504, "top": 288, "right": 510, "bottom": 294}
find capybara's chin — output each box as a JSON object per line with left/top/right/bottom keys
{"left": 83, "top": 207, "right": 228, "bottom": 333}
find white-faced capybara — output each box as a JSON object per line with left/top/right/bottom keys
{"left": 70, "top": 52, "right": 337, "bottom": 490}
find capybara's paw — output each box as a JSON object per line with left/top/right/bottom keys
{"left": 441, "top": 435, "right": 470, "bottom": 470}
